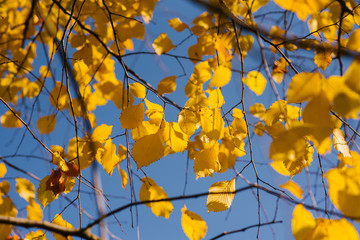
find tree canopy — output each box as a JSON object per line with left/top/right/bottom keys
{"left": 1, "top": 0, "right": 360, "bottom": 239}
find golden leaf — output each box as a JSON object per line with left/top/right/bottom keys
{"left": 209, "top": 65, "right": 231, "bottom": 88}
{"left": 1, "top": 109, "right": 22, "bottom": 128}
{"left": 139, "top": 177, "right": 173, "bottom": 218}
{"left": 0, "top": 197, "right": 17, "bottom": 240}
{"left": 243, "top": 71, "right": 266, "bottom": 96}
{"left": 181, "top": 207, "right": 207, "bottom": 240}
{"left": 152, "top": 33, "right": 175, "bottom": 55}
{"left": 132, "top": 131, "right": 165, "bottom": 169}
{"left": 37, "top": 114, "right": 56, "bottom": 134}
{"left": 168, "top": 18, "right": 189, "bottom": 32}
{"left": 314, "top": 42, "right": 332, "bottom": 71}
{"left": 129, "top": 82, "right": 146, "bottom": 99}
{"left": 100, "top": 139, "right": 120, "bottom": 176}
{"left": 207, "top": 178, "right": 235, "bottom": 212}
{"left": 194, "top": 142, "right": 221, "bottom": 178}
{"left": 287, "top": 72, "right": 323, "bottom": 103}
{"left": 27, "top": 198, "right": 43, "bottom": 221}
{"left": 120, "top": 102, "right": 144, "bottom": 129}
{"left": 280, "top": 179, "right": 303, "bottom": 199}
{"left": 157, "top": 76, "right": 177, "bottom": 95}
{"left": 52, "top": 214, "right": 73, "bottom": 240}
{"left": 15, "top": 178, "right": 35, "bottom": 202}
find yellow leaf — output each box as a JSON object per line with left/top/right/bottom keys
{"left": 119, "top": 167, "right": 128, "bottom": 190}
{"left": 101, "top": 139, "right": 120, "bottom": 175}
{"left": 16, "top": 178, "right": 35, "bottom": 202}
{"left": 292, "top": 204, "right": 316, "bottom": 240}
{"left": 27, "top": 198, "right": 43, "bottom": 221}
{"left": 325, "top": 164, "right": 360, "bottom": 219}
{"left": 190, "top": 61, "right": 212, "bottom": 84}
{"left": 209, "top": 65, "right": 231, "bottom": 88}
{"left": 0, "top": 197, "right": 17, "bottom": 240}
{"left": 218, "top": 137, "right": 244, "bottom": 172}
{"left": 1, "top": 109, "right": 22, "bottom": 128}
{"left": 347, "top": 29, "right": 360, "bottom": 52}
{"left": 163, "top": 122, "right": 189, "bottom": 152}
{"left": 37, "top": 176, "right": 57, "bottom": 207}
{"left": 194, "top": 142, "right": 221, "bottom": 178}
{"left": 49, "top": 81, "right": 68, "bottom": 110}
{"left": 332, "top": 128, "right": 351, "bottom": 158}
{"left": 249, "top": 103, "right": 265, "bottom": 119}
{"left": 145, "top": 99, "right": 164, "bottom": 119}
{"left": 129, "top": 82, "right": 146, "bottom": 99}
{"left": 264, "top": 100, "right": 287, "bottom": 126}
{"left": 168, "top": 18, "right": 188, "bottom": 32}
{"left": 181, "top": 207, "right": 207, "bottom": 240}
{"left": 280, "top": 179, "right": 303, "bottom": 199}
{"left": 91, "top": 124, "right": 112, "bottom": 143}
{"left": 207, "top": 178, "right": 235, "bottom": 212}
{"left": 287, "top": 72, "right": 323, "bottom": 103}
{"left": 243, "top": 71, "right": 266, "bottom": 96}
{"left": 208, "top": 88, "right": 224, "bottom": 109}
{"left": 303, "top": 91, "right": 333, "bottom": 154}
{"left": 37, "top": 114, "right": 56, "bottom": 134}
{"left": 344, "top": 58, "right": 360, "bottom": 96}
{"left": 52, "top": 214, "right": 73, "bottom": 240}
{"left": 139, "top": 177, "right": 173, "bottom": 218}
{"left": 200, "top": 108, "right": 224, "bottom": 141}
{"left": 152, "top": 33, "right": 175, "bottom": 55}
{"left": 120, "top": 102, "right": 144, "bottom": 129}
{"left": 178, "top": 109, "right": 199, "bottom": 136}
{"left": 140, "top": 0, "right": 159, "bottom": 23}
{"left": 22, "top": 80, "right": 41, "bottom": 99}
{"left": 118, "top": 144, "right": 127, "bottom": 161}
{"left": 132, "top": 131, "right": 165, "bottom": 169}
{"left": 274, "top": 0, "right": 331, "bottom": 21}
{"left": 25, "top": 230, "right": 46, "bottom": 240}
{"left": 0, "top": 181, "right": 10, "bottom": 195}
{"left": 254, "top": 122, "right": 265, "bottom": 136}
{"left": 270, "top": 161, "right": 290, "bottom": 176}
{"left": 292, "top": 204, "right": 359, "bottom": 240}
{"left": 0, "top": 163, "right": 6, "bottom": 178}
{"left": 72, "top": 59, "right": 91, "bottom": 86}
{"left": 157, "top": 76, "right": 177, "bottom": 95}
{"left": 314, "top": 42, "right": 332, "bottom": 70}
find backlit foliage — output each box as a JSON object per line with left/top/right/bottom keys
{"left": 1, "top": 0, "right": 360, "bottom": 239}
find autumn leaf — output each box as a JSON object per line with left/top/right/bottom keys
{"left": 209, "top": 65, "right": 231, "bottom": 88}
{"left": 100, "top": 139, "right": 120, "bottom": 175}
{"left": 129, "top": 82, "right": 146, "bottom": 99}
{"left": 207, "top": 178, "right": 235, "bottom": 212}
{"left": 52, "top": 214, "right": 73, "bottom": 240}
{"left": 1, "top": 109, "right": 22, "bottom": 128}
{"left": 157, "top": 76, "right": 177, "bottom": 95}
{"left": 120, "top": 102, "right": 144, "bottom": 129}
{"left": 314, "top": 42, "right": 332, "bottom": 70}
{"left": 168, "top": 18, "right": 189, "bottom": 32}
{"left": 0, "top": 163, "right": 7, "bottom": 178}
{"left": 182, "top": 207, "right": 207, "bottom": 240}
{"left": 287, "top": 72, "right": 323, "bottom": 103}
{"left": 152, "top": 33, "right": 175, "bottom": 55}
{"left": 242, "top": 71, "right": 266, "bottom": 96}
{"left": 194, "top": 142, "right": 221, "bottom": 178}
{"left": 132, "top": 131, "right": 165, "bottom": 169}
{"left": 27, "top": 198, "right": 43, "bottom": 221}
{"left": 0, "top": 197, "right": 17, "bottom": 240}
{"left": 15, "top": 178, "right": 35, "bottom": 202}
{"left": 280, "top": 180, "right": 303, "bottom": 199}
{"left": 139, "top": 177, "right": 173, "bottom": 218}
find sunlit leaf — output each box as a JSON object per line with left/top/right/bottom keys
{"left": 332, "top": 128, "right": 351, "bottom": 158}
{"left": 181, "top": 207, "right": 207, "bottom": 240}
{"left": 101, "top": 139, "right": 120, "bottom": 175}
{"left": 314, "top": 42, "right": 332, "bottom": 70}
{"left": 37, "top": 114, "right": 56, "bottom": 134}
{"left": 249, "top": 103, "right": 265, "bottom": 119}
{"left": 139, "top": 177, "right": 173, "bottom": 218}
{"left": 0, "top": 163, "right": 6, "bottom": 178}
{"left": 27, "top": 198, "right": 43, "bottom": 221}
{"left": 91, "top": 124, "right": 112, "bottom": 143}
{"left": 0, "top": 197, "right": 17, "bottom": 239}
{"left": 152, "top": 33, "right": 175, "bottom": 55}
{"left": 194, "top": 142, "right": 221, "bottom": 178}
{"left": 287, "top": 72, "right": 323, "bottom": 103}
{"left": 130, "top": 82, "right": 146, "bottom": 99}
{"left": 16, "top": 178, "right": 35, "bottom": 202}
{"left": 25, "top": 230, "right": 46, "bottom": 240}
{"left": 280, "top": 179, "right": 303, "bottom": 199}
{"left": 274, "top": 0, "right": 331, "bottom": 20}
{"left": 209, "top": 65, "right": 231, "bottom": 88}
{"left": 157, "top": 76, "right": 177, "bottom": 95}
{"left": 52, "top": 214, "right": 73, "bottom": 240}
{"left": 168, "top": 18, "right": 189, "bottom": 32}
{"left": 120, "top": 102, "right": 144, "bottom": 129}
{"left": 132, "top": 131, "right": 165, "bottom": 169}
{"left": 242, "top": 71, "right": 266, "bottom": 95}
{"left": 208, "top": 88, "right": 224, "bottom": 109}
{"left": 119, "top": 167, "right": 128, "bottom": 190}
{"left": 1, "top": 109, "right": 22, "bottom": 128}
{"left": 207, "top": 178, "right": 235, "bottom": 212}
